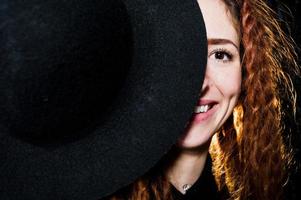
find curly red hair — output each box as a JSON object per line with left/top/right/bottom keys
{"left": 210, "top": 0, "right": 300, "bottom": 199}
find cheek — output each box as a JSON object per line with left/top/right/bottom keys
{"left": 216, "top": 67, "right": 241, "bottom": 97}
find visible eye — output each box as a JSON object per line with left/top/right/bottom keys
{"left": 210, "top": 48, "right": 233, "bottom": 63}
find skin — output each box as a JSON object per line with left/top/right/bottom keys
{"left": 165, "top": 0, "right": 241, "bottom": 193}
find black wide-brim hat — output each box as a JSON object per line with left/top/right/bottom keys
{"left": 0, "top": 0, "right": 207, "bottom": 199}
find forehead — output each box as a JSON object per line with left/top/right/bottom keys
{"left": 197, "top": 0, "right": 239, "bottom": 45}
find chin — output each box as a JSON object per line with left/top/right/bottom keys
{"left": 176, "top": 133, "right": 213, "bottom": 150}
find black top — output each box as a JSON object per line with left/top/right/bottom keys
{"left": 170, "top": 156, "right": 227, "bottom": 200}
{"left": 104, "top": 155, "right": 229, "bottom": 200}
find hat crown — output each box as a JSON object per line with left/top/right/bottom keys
{"left": 0, "top": 0, "right": 132, "bottom": 142}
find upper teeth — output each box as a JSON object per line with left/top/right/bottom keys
{"left": 194, "top": 105, "right": 209, "bottom": 113}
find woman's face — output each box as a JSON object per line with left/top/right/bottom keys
{"left": 177, "top": 0, "right": 241, "bottom": 149}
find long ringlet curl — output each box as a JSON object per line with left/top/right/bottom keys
{"left": 210, "top": 0, "right": 300, "bottom": 199}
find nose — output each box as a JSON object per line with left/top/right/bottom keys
{"left": 201, "top": 67, "right": 210, "bottom": 94}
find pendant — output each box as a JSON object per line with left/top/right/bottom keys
{"left": 182, "top": 184, "right": 192, "bottom": 194}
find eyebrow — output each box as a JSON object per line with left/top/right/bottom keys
{"left": 207, "top": 38, "right": 239, "bottom": 50}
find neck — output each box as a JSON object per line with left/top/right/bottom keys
{"left": 164, "top": 142, "right": 210, "bottom": 194}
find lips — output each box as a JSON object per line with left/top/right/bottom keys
{"left": 192, "top": 100, "right": 218, "bottom": 123}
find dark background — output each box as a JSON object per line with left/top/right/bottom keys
{"left": 269, "top": 0, "right": 301, "bottom": 199}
